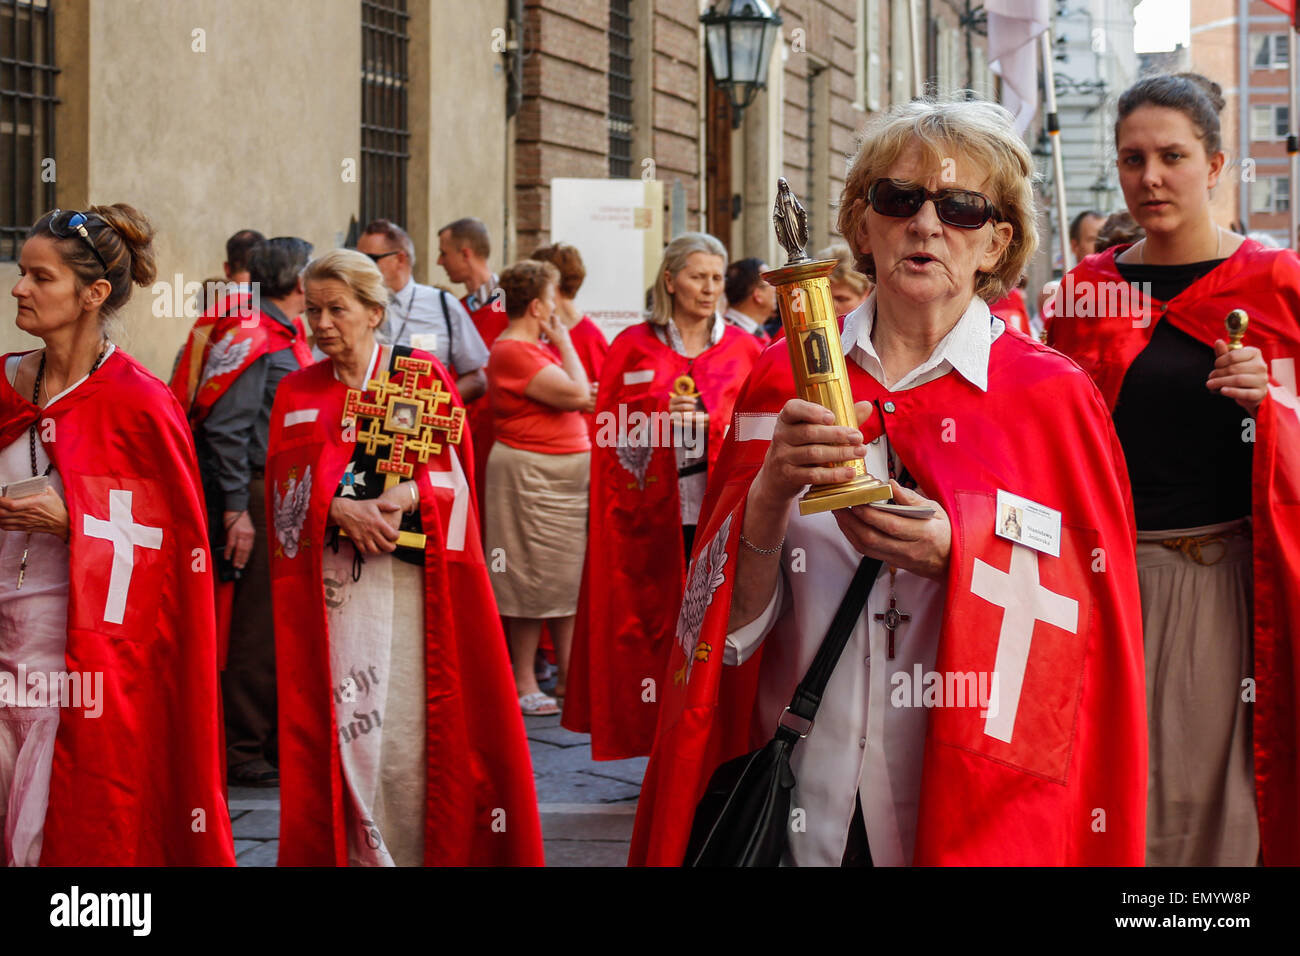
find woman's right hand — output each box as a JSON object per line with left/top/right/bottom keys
{"left": 328, "top": 496, "right": 401, "bottom": 555}
{"left": 540, "top": 311, "right": 571, "bottom": 347}
{"left": 750, "top": 398, "right": 868, "bottom": 506}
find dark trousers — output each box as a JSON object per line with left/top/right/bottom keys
{"left": 220, "top": 478, "right": 278, "bottom": 769}
{"left": 841, "top": 794, "right": 874, "bottom": 867}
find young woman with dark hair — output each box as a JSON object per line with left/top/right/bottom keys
{"left": 1050, "top": 72, "right": 1300, "bottom": 866}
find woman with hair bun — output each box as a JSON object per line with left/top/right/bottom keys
{"left": 0, "top": 204, "right": 234, "bottom": 865}
{"left": 266, "top": 249, "right": 542, "bottom": 866}
{"left": 1050, "top": 72, "right": 1300, "bottom": 866}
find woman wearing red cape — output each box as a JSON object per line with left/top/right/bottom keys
{"left": 267, "top": 250, "right": 542, "bottom": 866}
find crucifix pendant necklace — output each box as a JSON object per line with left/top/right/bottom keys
{"left": 17, "top": 343, "right": 108, "bottom": 589}
{"left": 872, "top": 436, "right": 912, "bottom": 659}
{"left": 875, "top": 566, "right": 912, "bottom": 659}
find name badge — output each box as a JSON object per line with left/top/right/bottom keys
{"left": 995, "top": 489, "right": 1061, "bottom": 557}
{"left": 410, "top": 332, "right": 438, "bottom": 353}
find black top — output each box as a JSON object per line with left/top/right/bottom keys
{"left": 1111, "top": 257, "right": 1253, "bottom": 530}
{"left": 1115, "top": 257, "right": 1224, "bottom": 302}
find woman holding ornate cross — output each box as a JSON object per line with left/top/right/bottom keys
{"left": 266, "top": 249, "right": 542, "bottom": 866}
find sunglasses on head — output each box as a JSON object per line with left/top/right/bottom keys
{"left": 365, "top": 250, "right": 400, "bottom": 263}
{"left": 867, "top": 179, "right": 1001, "bottom": 229}
{"left": 48, "top": 209, "right": 111, "bottom": 275}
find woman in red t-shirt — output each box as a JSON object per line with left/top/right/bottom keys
{"left": 485, "top": 260, "right": 592, "bottom": 716}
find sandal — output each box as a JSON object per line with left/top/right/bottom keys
{"left": 519, "top": 692, "right": 560, "bottom": 716}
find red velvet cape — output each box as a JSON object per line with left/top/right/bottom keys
{"left": 0, "top": 349, "right": 235, "bottom": 865}
{"left": 628, "top": 324, "right": 1147, "bottom": 865}
{"left": 1049, "top": 240, "right": 1300, "bottom": 864}
{"left": 563, "top": 323, "right": 762, "bottom": 760}
{"left": 168, "top": 291, "right": 313, "bottom": 427}
{"left": 266, "top": 348, "right": 544, "bottom": 866}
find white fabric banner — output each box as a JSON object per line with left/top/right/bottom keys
{"left": 986, "top": 0, "right": 1051, "bottom": 135}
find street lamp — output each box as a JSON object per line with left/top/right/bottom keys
{"left": 701, "top": 0, "right": 782, "bottom": 129}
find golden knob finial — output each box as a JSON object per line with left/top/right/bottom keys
{"left": 1225, "top": 309, "right": 1249, "bottom": 350}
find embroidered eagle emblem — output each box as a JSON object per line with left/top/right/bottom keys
{"left": 616, "top": 431, "right": 654, "bottom": 490}
{"left": 200, "top": 331, "right": 253, "bottom": 388}
{"left": 273, "top": 465, "right": 312, "bottom": 558}
{"left": 674, "top": 513, "right": 733, "bottom": 684}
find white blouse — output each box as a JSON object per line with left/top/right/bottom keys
{"left": 724, "top": 295, "right": 1002, "bottom": 866}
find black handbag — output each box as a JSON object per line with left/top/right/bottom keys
{"left": 684, "top": 555, "right": 883, "bottom": 867}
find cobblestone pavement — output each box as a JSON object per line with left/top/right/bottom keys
{"left": 228, "top": 713, "right": 647, "bottom": 867}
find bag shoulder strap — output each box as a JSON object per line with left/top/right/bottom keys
{"left": 777, "top": 555, "right": 882, "bottom": 741}
{"left": 438, "top": 288, "right": 455, "bottom": 361}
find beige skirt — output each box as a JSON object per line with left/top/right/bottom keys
{"left": 1137, "top": 518, "right": 1258, "bottom": 866}
{"left": 484, "top": 441, "right": 590, "bottom": 618}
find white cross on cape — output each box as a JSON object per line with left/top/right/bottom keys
{"left": 83, "top": 489, "right": 163, "bottom": 625}
{"left": 970, "top": 544, "right": 1079, "bottom": 744}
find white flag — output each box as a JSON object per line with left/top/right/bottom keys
{"left": 986, "top": 0, "right": 1051, "bottom": 135}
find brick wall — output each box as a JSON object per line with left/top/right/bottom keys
{"left": 515, "top": 1, "right": 993, "bottom": 258}
{"left": 516, "top": 0, "right": 611, "bottom": 255}
{"left": 1190, "top": 0, "right": 1242, "bottom": 230}
{"left": 1242, "top": 0, "right": 1292, "bottom": 238}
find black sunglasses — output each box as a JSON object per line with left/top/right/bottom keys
{"left": 48, "top": 209, "right": 111, "bottom": 275}
{"left": 365, "top": 250, "right": 400, "bottom": 263}
{"left": 867, "top": 179, "right": 1001, "bottom": 229}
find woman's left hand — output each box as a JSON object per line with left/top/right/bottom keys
{"left": 0, "top": 486, "right": 70, "bottom": 542}
{"left": 1207, "top": 341, "right": 1269, "bottom": 416}
{"left": 667, "top": 391, "right": 709, "bottom": 432}
{"left": 832, "top": 481, "right": 951, "bottom": 581}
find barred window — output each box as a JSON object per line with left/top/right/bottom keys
{"left": 608, "top": 0, "right": 633, "bottom": 178}
{"left": 361, "top": 0, "right": 410, "bottom": 226}
{"left": 0, "top": 0, "right": 57, "bottom": 262}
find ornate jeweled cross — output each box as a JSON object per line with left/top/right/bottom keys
{"left": 342, "top": 354, "right": 466, "bottom": 490}
{"left": 874, "top": 594, "right": 912, "bottom": 660}
{"left": 340, "top": 353, "right": 466, "bottom": 550}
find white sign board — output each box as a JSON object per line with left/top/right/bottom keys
{"left": 550, "top": 178, "right": 664, "bottom": 344}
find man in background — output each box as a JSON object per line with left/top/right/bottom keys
{"left": 358, "top": 218, "right": 488, "bottom": 402}
{"left": 224, "top": 228, "right": 265, "bottom": 283}
{"left": 189, "top": 237, "right": 314, "bottom": 787}
{"left": 438, "top": 217, "right": 504, "bottom": 348}
{"left": 723, "top": 257, "right": 774, "bottom": 346}
{"left": 1070, "top": 209, "right": 1105, "bottom": 262}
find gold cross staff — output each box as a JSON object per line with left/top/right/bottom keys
{"left": 341, "top": 353, "right": 466, "bottom": 548}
